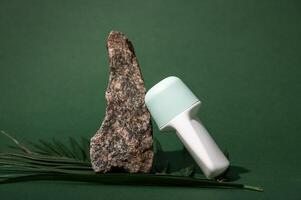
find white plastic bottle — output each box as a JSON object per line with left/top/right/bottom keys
{"left": 145, "top": 76, "right": 229, "bottom": 179}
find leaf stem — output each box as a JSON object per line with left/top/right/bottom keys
{"left": 243, "top": 185, "right": 264, "bottom": 192}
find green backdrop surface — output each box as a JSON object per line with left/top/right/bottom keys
{"left": 0, "top": 0, "right": 300, "bottom": 199}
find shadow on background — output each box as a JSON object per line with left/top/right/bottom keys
{"left": 153, "top": 148, "right": 250, "bottom": 181}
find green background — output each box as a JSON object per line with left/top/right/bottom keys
{"left": 0, "top": 0, "right": 300, "bottom": 199}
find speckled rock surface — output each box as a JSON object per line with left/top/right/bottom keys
{"left": 90, "top": 31, "right": 153, "bottom": 173}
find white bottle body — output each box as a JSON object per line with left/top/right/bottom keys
{"left": 161, "top": 101, "right": 229, "bottom": 179}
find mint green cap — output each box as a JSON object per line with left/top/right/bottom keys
{"left": 145, "top": 76, "right": 200, "bottom": 129}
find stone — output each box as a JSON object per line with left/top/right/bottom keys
{"left": 90, "top": 31, "right": 153, "bottom": 173}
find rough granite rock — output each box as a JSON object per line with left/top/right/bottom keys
{"left": 90, "top": 31, "right": 153, "bottom": 173}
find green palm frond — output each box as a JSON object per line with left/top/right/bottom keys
{"left": 25, "top": 136, "right": 90, "bottom": 162}
{"left": 0, "top": 130, "right": 263, "bottom": 192}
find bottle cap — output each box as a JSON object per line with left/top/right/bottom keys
{"left": 145, "top": 76, "right": 199, "bottom": 129}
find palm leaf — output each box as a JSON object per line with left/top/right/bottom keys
{"left": 170, "top": 165, "right": 195, "bottom": 177}
{"left": 0, "top": 131, "right": 263, "bottom": 192}
{"left": 69, "top": 137, "right": 87, "bottom": 161}
{"left": 1, "top": 131, "right": 32, "bottom": 154}
{"left": 0, "top": 173, "right": 262, "bottom": 191}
